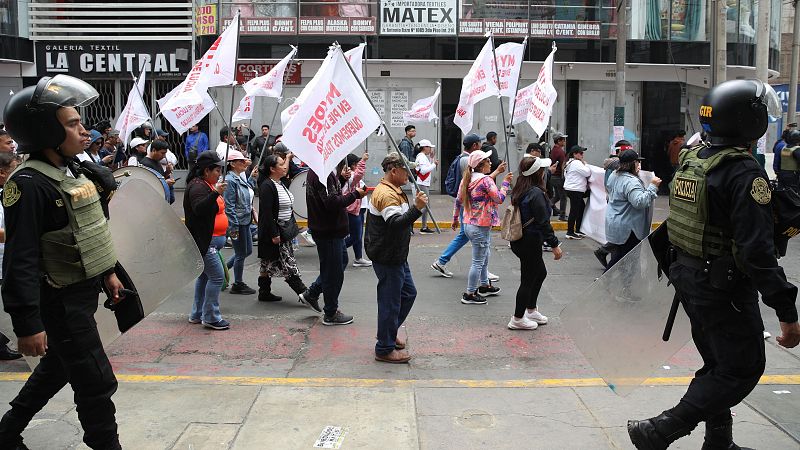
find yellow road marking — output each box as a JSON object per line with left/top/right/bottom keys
{"left": 0, "top": 373, "right": 797, "bottom": 388}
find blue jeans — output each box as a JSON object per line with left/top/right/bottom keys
{"left": 344, "top": 210, "right": 365, "bottom": 260}
{"left": 307, "top": 237, "right": 347, "bottom": 317}
{"left": 463, "top": 224, "right": 491, "bottom": 293}
{"left": 227, "top": 224, "right": 253, "bottom": 283}
{"left": 373, "top": 262, "right": 416, "bottom": 355}
{"left": 437, "top": 211, "right": 467, "bottom": 265}
{"left": 191, "top": 235, "right": 226, "bottom": 324}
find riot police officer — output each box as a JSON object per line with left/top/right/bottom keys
{"left": 0, "top": 75, "right": 123, "bottom": 449}
{"left": 777, "top": 129, "right": 800, "bottom": 193}
{"left": 628, "top": 79, "right": 800, "bottom": 449}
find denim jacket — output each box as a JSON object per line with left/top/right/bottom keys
{"left": 605, "top": 171, "right": 657, "bottom": 244}
{"left": 223, "top": 171, "right": 255, "bottom": 227}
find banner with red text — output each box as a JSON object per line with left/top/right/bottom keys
{"left": 232, "top": 94, "right": 254, "bottom": 123}
{"left": 162, "top": 13, "right": 239, "bottom": 109}
{"left": 158, "top": 81, "right": 216, "bottom": 135}
{"left": 280, "top": 52, "right": 335, "bottom": 130}
{"left": 520, "top": 45, "right": 557, "bottom": 137}
{"left": 114, "top": 68, "right": 149, "bottom": 145}
{"left": 344, "top": 43, "right": 366, "bottom": 85}
{"left": 494, "top": 40, "right": 525, "bottom": 98}
{"left": 403, "top": 86, "right": 440, "bottom": 124}
{"left": 281, "top": 47, "right": 381, "bottom": 179}
{"left": 454, "top": 37, "right": 500, "bottom": 135}
{"left": 243, "top": 46, "right": 296, "bottom": 98}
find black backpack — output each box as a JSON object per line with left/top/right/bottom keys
{"left": 444, "top": 154, "right": 464, "bottom": 197}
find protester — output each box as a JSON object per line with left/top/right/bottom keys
{"left": 667, "top": 130, "right": 686, "bottom": 171}
{"left": 80, "top": 129, "right": 104, "bottom": 164}
{"left": 563, "top": 145, "right": 591, "bottom": 240}
{"left": 301, "top": 159, "right": 367, "bottom": 325}
{"left": 549, "top": 132, "right": 568, "bottom": 220}
{"left": 184, "top": 151, "right": 231, "bottom": 330}
{"left": 99, "top": 129, "right": 120, "bottom": 166}
{"left": 223, "top": 149, "right": 257, "bottom": 295}
{"left": 431, "top": 133, "right": 499, "bottom": 282}
{"left": 454, "top": 149, "right": 511, "bottom": 305}
{"left": 481, "top": 131, "right": 502, "bottom": 171}
{"left": 342, "top": 152, "right": 372, "bottom": 267}
{"left": 126, "top": 137, "right": 148, "bottom": 166}
{"left": 414, "top": 139, "right": 437, "bottom": 234}
{"left": 398, "top": 125, "right": 416, "bottom": 161}
{"left": 0, "top": 130, "right": 13, "bottom": 154}
{"left": 605, "top": 150, "right": 661, "bottom": 269}
{"left": 0, "top": 152, "right": 21, "bottom": 361}
{"left": 594, "top": 139, "right": 633, "bottom": 267}
{"left": 365, "top": 152, "right": 427, "bottom": 363}
{"left": 215, "top": 127, "right": 238, "bottom": 160}
{"left": 185, "top": 124, "right": 209, "bottom": 163}
{"left": 508, "top": 156, "right": 562, "bottom": 330}
{"left": 257, "top": 153, "right": 315, "bottom": 306}
{"left": 251, "top": 124, "right": 274, "bottom": 161}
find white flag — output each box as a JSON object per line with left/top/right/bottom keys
{"left": 403, "top": 86, "right": 440, "bottom": 124}
{"left": 523, "top": 45, "right": 558, "bottom": 137}
{"left": 232, "top": 94, "right": 254, "bottom": 123}
{"left": 344, "top": 43, "right": 366, "bottom": 85}
{"left": 114, "top": 69, "right": 150, "bottom": 146}
{"left": 243, "top": 46, "right": 297, "bottom": 98}
{"left": 281, "top": 47, "right": 381, "bottom": 179}
{"left": 162, "top": 13, "right": 240, "bottom": 109}
{"left": 280, "top": 53, "right": 335, "bottom": 130}
{"left": 158, "top": 81, "right": 216, "bottom": 135}
{"left": 454, "top": 37, "right": 500, "bottom": 135}
{"left": 494, "top": 40, "right": 525, "bottom": 98}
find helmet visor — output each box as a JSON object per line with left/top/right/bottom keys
{"left": 755, "top": 81, "right": 782, "bottom": 122}
{"left": 35, "top": 75, "right": 99, "bottom": 108}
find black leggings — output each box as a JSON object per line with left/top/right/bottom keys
{"left": 607, "top": 231, "right": 641, "bottom": 270}
{"left": 510, "top": 235, "right": 547, "bottom": 318}
{"left": 566, "top": 190, "right": 586, "bottom": 234}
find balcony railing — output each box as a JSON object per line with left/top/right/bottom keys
{"left": 29, "top": 1, "right": 193, "bottom": 41}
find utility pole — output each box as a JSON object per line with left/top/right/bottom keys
{"left": 711, "top": 0, "right": 727, "bottom": 86}
{"left": 755, "top": 0, "right": 770, "bottom": 83}
{"left": 614, "top": 0, "right": 627, "bottom": 129}
{"left": 788, "top": 0, "right": 800, "bottom": 125}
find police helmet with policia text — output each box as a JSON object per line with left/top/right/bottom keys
{"left": 3, "top": 75, "right": 99, "bottom": 154}
{"left": 698, "top": 79, "right": 781, "bottom": 146}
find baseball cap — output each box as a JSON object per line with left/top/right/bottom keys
{"left": 463, "top": 133, "right": 481, "bottom": 147}
{"left": 88, "top": 129, "right": 103, "bottom": 144}
{"left": 156, "top": 128, "right": 169, "bottom": 137}
{"left": 107, "top": 129, "right": 120, "bottom": 137}
{"left": 196, "top": 150, "right": 225, "bottom": 169}
{"left": 521, "top": 156, "right": 552, "bottom": 176}
{"left": 381, "top": 152, "right": 417, "bottom": 172}
{"left": 568, "top": 145, "right": 587, "bottom": 156}
{"left": 225, "top": 149, "right": 248, "bottom": 161}
{"left": 619, "top": 149, "right": 645, "bottom": 163}
{"left": 417, "top": 139, "right": 435, "bottom": 148}
{"left": 129, "top": 137, "right": 148, "bottom": 148}
{"left": 467, "top": 149, "right": 492, "bottom": 168}
{"left": 553, "top": 132, "right": 567, "bottom": 141}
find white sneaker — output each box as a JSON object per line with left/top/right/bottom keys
{"left": 508, "top": 316, "right": 538, "bottom": 330}
{"left": 353, "top": 258, "right": 372, "bottom": 267}
{"left": 525, "top": 309, "right": 548, "bottom": 325}
{"left": 488, "top": 271, "right": 500, "bottom": 283}
{"left": 300, "top": 230, "right": 316, "bottom": 247}
{"left": 431, "top": 261, "right": 454, "bottom": 278}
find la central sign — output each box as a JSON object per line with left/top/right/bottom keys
{"left": 36, "top": 42, "right": 191, "bottom": 78}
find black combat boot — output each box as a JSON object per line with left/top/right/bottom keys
{"left": 702, "top": 414, "right": 752, "bottom": 450}
{"left": 628, "top": 410, "right": 696, "bottom": 450}
{"left": 257, "top": 276, "right": 282, "bottom": 302}
{"left": 285, "top": 275, "right": 307, "bottom": 295}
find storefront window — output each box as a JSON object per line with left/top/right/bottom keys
{"left": 725, "top": 0, "right": 780, "bottom": 50}
{"left": 0, "top": 0, "right": 18, "bottom": 36}
{"left": 630, "top": 0, "right": 707, "bottom": 41}
{"left": 223, "top": 0, "right": 298, "bottom": 18}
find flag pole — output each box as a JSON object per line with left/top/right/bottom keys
{"left": 489, "top": 33, "right": 512, "bottom": 164}
{"left": 506, "top": 37, "right": 528, "bottom": 144}
{"left": 257, "top": 47, "right": 297, "bottom": 170}
{"left": 362, "top": 37, "right": 369, "bottom": 155}
{"left": 223, "top": 12, "right": 242, "bottom": 176}
{"left": 128, "top": 69, "right": 155, "bottom": 149}
{"left": 338, "top": 44, "right": 442, "bottom": 234}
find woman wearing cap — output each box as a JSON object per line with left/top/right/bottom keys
{"left": 342, "top": 151, "right": 371, "bottom": 267}
{"left": 184, "top": 151, "right": 231, "bottom": 330}
{"left": 563, "top": 145, "right": 592, "bottom": 240}
{"left": 223, "top": 149, "right": 258, "bottom": 295}
{"left": 80, "top": 129, "right": 104, "bottom": 165}
{"left": 126, "top": 137, "right": 148, "bottom": 166}
{"left": 454, "top": 150, "right": 512, "bottom": 305}
{"left": 508, "top": 156, "right": 563, "bottom": 330}
{"left": 414, "top": 139, "right": 438, "bottom": 234}
{"left": 605, "top": 149, "right": 661, "bottom": 269}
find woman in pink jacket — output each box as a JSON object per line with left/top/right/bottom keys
{"left": 342, "top": 152, "right": 371, "bottom": 267}
{"left": 454, "top": 150, "right": 512, "bottom": 305}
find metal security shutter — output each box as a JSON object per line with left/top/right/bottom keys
{"left": 83, "top": 79, "right": 116, "bottom": 130}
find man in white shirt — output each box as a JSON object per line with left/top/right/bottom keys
{"left": 215, "top": 127, "right": 238, "bottom": 161}
{"left": 414, "top": 139, "right": 437, "bottom": 234}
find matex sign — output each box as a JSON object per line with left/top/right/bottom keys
{"left": 36, "top": 42, "right": 191, "bottom": 78}
{"left": 380, "top": 0, "right": 457, "bottom": 35}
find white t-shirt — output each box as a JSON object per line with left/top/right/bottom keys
{"left": 563, "top": 158, "right": 592, "bottom": 192}
{"left": 414, "top": 152, "right": 436, "bottom": 187}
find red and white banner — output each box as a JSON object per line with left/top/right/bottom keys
{"left": 243, "top": 46, "right": 296, "bottom": 98}
{"left": 281, "top": 47, "right": 381, "bottom": 179}
{"left": 158, "top": 81, "right": 216, "bottom": 135}
{"left": 494, "top": 40, "right": 525, "bottom": 98}
{"left": 515, "top": 45, "right": 557, "bottom": 137}
{"left": 232, "top": 94, "right": 254, "bottom": 123}
{"left": 344, "top": 43, "right": 366, "bottom": 85}
{"left": 114, "top": 69, "right": 149, "bottom": 145}
{"left": 280, "top": 52, "right": 335, "bottom": 130}
{"left": 454, "top": 37, "right": 500, "bottom": 135}
{"left": 403, "top": 86, "right": 440, "bottom": 124}
{"left": 162, "top": 13, "right": 239, "bottom": 110}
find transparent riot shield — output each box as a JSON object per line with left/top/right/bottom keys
{"left": 560, "top": 234, "right": 692, "bottom": 396}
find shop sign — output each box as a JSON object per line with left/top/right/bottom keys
{"left": 459, "top": 19, "right": 529, "bottom": 37}
{"left": 298, "top": 17, "right": 376, "bottom": 35}
{"left": 36, "top": 42, "right": 191, "bottom": 78}
{"left": 380, "top": 0, "right": 457, "bottom": 35}
{"left": 195, "top": 4, "right": 218, "bottom": 36}
{"left": 529, "top": 21, "right": 600, "bottom": 39}
{"left": 236, "top": 62, "right": 301, "bottom": 84}
{"left": 222, "top": 17, "right": 298, "bottom": 35}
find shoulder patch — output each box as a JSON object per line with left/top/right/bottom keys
{"left": 750, "top": 177, "right": 771, "bottom": 205}
{"left": 2, "top": 180, "right": 20, "bottom": 207}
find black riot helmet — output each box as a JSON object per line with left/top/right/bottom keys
{"left": 785, "top": 130, "right": 800, "bottom": 147}
{"left": 698, "top": 79, "right": 781, "bottom": 146}
{"left": 3, "top": 75, "right": 99, "bottom": 153}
